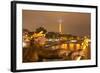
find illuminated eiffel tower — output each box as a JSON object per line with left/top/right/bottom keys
{"left": 59, "top": 19, "right": 62, "bottom": 34}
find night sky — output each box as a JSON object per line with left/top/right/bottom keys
{"left": 22, "top": 10, "right": 91, "bottom": 36}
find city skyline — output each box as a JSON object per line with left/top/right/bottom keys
{"left": 22, "top": 10, "right": 91, "bottom": 36}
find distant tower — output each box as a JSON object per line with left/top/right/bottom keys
{"left": 59, "top": 19, "right": 62, "bottom": 33}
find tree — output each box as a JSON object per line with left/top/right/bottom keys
{"left": 46, "top": 32, "right": 60, "bottom": 39}
{"left": 35, "top": 27, "right": 47, "bottom": 34}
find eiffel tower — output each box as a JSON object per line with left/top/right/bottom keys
{"left": 59, "top": 19, "right": 62, "bottom": 34}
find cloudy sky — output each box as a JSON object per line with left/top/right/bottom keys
{"left": 22, "top": 10, "right": 91, "bottom": 36}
